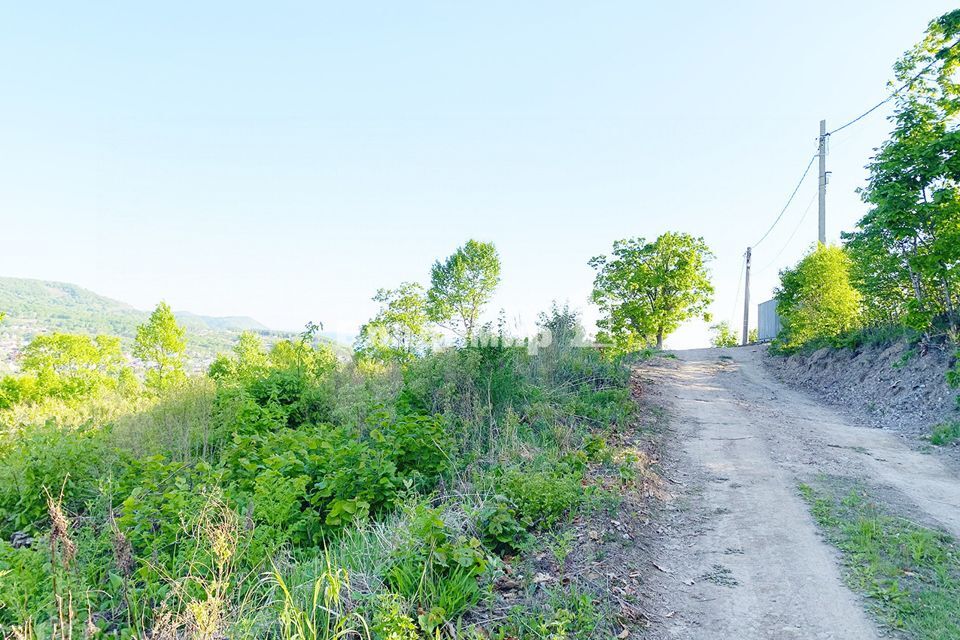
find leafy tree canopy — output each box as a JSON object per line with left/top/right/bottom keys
{"left": 589, "top": 232, "right": 714, "bottom": 351}
{"left": 427, "top": 240, "right": 501, "bottom": 341}
{"left": 845, "top": 9, "right": 960, "bottom": 335}
{"left": 12, "top": 332, "right": 136, "bottom": 402}
{"left": 775, "top": 244, "right": 863, "bottom": 351}
{"left": 211, "top": 326, "right": 337, "bottom": 383}
{"left": 356, "top": 282, "right": 435, "bottom": 364}
{"left": 134, "top": 301, "right": 187, "bottom": 392}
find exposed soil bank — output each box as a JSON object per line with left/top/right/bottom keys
{"left": 763, "top": 341, "right": 959, "bottom": 437}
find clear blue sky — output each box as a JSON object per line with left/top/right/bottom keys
{"left": 1, "top": 2, "right": 954, "bottom": 347}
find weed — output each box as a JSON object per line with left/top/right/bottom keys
{"left": 272, "top": 558, "right": 371, "bottom": 640}
{"left": 0, "top": 305, "right": 633, "bottom": 636}
{"left": 386, "top": 505, "right": 490, "bottom": 633}
{"left": 699, "top": 564, "right": 738, "bottom": 587}
{"left": 929, "top": 421, "right": 960, "bottom": 446}
{"left": 494, "top": 584, "right": 610, "bottom": 639}
{"left": 475, "top": 496, "right": 531, "bottom": 555}
{"left": 546, "top": 530, "right": 577, "bottom": 567}
{"left": 799, "top": 482, "right": 960, "bottom": 637}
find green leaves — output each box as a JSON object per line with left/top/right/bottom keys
{"left": 427, "top": 239, "right": 501, "bottom": 340}
{"left": 355, "top": 282, "right": 435, "bottom": 364}
{"left": 710, "top": 321, "right": 740, "bottom": 347}
{"left": 590, "top": 232, "right": 714, "bottom": 351}
{"left": 775, "top": 244, "right": 863, "bottom": 351}
{"left": 845, "top": 10, "right": 960, "bottom": 335}
{"left": 134, "top": 301, "right": 187, "bottom": 392}
{"left": 475, "top": 496, "right": 531, "bottom": 554}
{"left": 15, "top": 332, "right": 135, "bottom": 403}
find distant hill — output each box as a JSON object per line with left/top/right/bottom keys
{"left": 0, "top": 277, "right": 347, "bottom": 370}
{"left": 170, "top": 311, "right": 269, "bottom": 333}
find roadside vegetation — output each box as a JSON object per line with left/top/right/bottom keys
{"left": 772, "top": 11, "right": 960, "bottom": 353}
{"left": 708, "top": 321, "right": 756, "bottom": 348}
{"left": 929, "top": 421, "right": 960, "bottom": 446}
{"left": 765, "top": 15, "right": 960, "bottom": 635}
{"left": 0, "top": 234, "right": 699, "bottom": 639}
{"left": 799, "top": 481, "right": 960, "bottom": 638}
{"left": 769, "top": 10, "right": 960, "bottom": 436}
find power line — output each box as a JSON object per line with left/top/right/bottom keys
{"left": 759, "top": 190, "right": 818, "bottom": 273}
{"left": 752, "top": 152, "right": 817, "bottom": 248}
{"left": 827, "top": 40, "right": 959, "bottom": 136}
{"left": 739, "top": 40, "right": 958, "bottom": 328}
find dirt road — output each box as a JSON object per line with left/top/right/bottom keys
{"left": 638, "top": 346, "right": 960, "bottom": 640}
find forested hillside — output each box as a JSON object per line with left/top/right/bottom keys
{"left": 0, "top": 278, "right": 345, "bottom": 369}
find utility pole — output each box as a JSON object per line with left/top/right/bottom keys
{"left": 742, "top": 247, "right": 751, "bottom": 345}
{"left": 818, "top": 119, "right": 828, "bottom": 244}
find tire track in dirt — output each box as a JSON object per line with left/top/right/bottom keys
{"left": 635, "top": 346, "right": 957, "bottom": 639}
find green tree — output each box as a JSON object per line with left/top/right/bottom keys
{"left": 775, "top": 244, "right": 863, "bottom": 350}
{"left": 356, "top": 282, "right": 435, "bottom": 364}
{"left": 17, "top": 332, "right": 135, "bottom": 401}
{"left": 134, "top": 301, "right": 187, "bottom": 392}
{"left": 208, "top": 331, "right": 270, "bottom": 382}
{"left": 589, "top": 232, "right": 714, "bottom": 351}
{"left": 232, "top": 331, "right": 270, "bottom": 380}
{"left": 710, "top": 321, "right": 740, "bottom": 348}
{"left": 260, "top": 322, "right": 337, "bottom": 381}
{"left": 427, "top": 240, "right": 501, "bottom": 341}
{"left": 845, "top": 10, "right": 960, "bottom": 334}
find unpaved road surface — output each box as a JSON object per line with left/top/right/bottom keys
{"left": 638, "top": 346, "right": 960, "bottom": 640}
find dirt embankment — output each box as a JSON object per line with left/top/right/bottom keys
{"left": 763, "top": 341, "right": 959, "bottom": 437}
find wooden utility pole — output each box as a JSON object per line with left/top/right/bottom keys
{"left": 818, "top": 119, "right": 827, "bottom": 244}
{"left": 742, "top": 247, "right": 751, "bottom": 345}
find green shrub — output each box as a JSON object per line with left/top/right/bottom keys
{"left": 0, "top": 542, "right": 51, "bottom": 626}
{"left": 582, "top": 434, "right": 611, "bottom": 464}
{"left": 400, "top": 345, "right": 529, "bottom": 448}
{"left": 710, "top": 321, "right": 740, "bottom": 347}
{"left": 114, "top": 457, "right": 223, "bottom": 568}
{"left": 372, "top": 593, "right": 419, "bottom": 640}
{"left": 0, "top": 375, "right": 39, "bottom": 411}
{"left": 774, "top": 244, "right": 863, "bottom": 352}
{"left": 310, "top": 434, "right": 399, "bottom": 526}
{"left": 0, "top": 422, "right": 112, "bottom": 536}
{"left": 475, "top": 496, "right": 531, "bottom": 555}
{"left": 220, "top": 424, "right": 400, "bottom": 540}
{"left": 374, "top": 413, "right": 452, "bottom": 486}
{"left": 488, "top": 460, "right": 583, "bottom": 529}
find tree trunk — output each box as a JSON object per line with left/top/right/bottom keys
{"left": 942, "top": 270, "right": 957, "bottom": 336}
{"left": 656, "top": 329, "right": 664, "bottom": 350}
